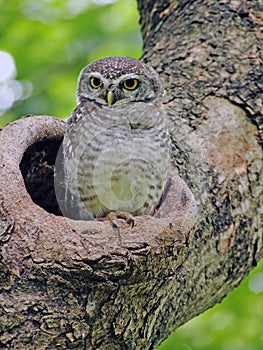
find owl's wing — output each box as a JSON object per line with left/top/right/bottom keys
{"left": 63, "top": 101, "right": 98, "bottom": 219}
{"left": 64, "top": 101, "right": 96, "bottom": 158}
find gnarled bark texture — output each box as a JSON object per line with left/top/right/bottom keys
{"left": 0, "top": 1, "right": 262, "bottom": 349}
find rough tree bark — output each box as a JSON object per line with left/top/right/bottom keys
{"left": 0, "top": 1, "right": 262, "bottom": 349}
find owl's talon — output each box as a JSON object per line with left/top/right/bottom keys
{"left": 112, "top": 219, "right": 120, "bottom": 230}
{"left": 127, "top": 216, "right": 135, "bottom": 228}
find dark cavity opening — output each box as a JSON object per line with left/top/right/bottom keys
{"left": 19, "top": 140, "right": 64, "bottom": 216}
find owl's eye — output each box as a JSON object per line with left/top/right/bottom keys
{"left": 90, "top": 77, "right": 103, "bottom": 89}
{"left": 122, "top": 78, "right": 139, "bottom": 91}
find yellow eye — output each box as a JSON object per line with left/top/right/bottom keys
{"left": 123, "top": 78, "right": 139, "bottom": 90}
{"left": 90, "top": 77, "right": 103, "bottom": 89}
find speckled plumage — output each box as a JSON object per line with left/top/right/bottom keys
{"left": 62, "top": 56, "right": 170, "bottom": 220}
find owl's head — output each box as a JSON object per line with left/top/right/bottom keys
{"left": 77, "top": 56, "right": 164, "bottom": 106}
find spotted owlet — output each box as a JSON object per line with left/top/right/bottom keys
{"left": 62, "top": 56, "right": 170, "bottom": 222}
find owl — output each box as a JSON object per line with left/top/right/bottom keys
{"left": 62, "top": 56, "right": 170, "bottom": 224}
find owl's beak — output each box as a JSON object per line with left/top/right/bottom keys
{"left": 107, "top": 90, "right": 114, "bottom": 107}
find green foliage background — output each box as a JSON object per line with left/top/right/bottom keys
{"left": 0, "top": 1, "right": 262, "bottom": 349}
{"left": 0, "top": 0, "right": 141, "bottom": 126}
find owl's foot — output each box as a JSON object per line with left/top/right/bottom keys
{"left": 97, "top": 211, "right": 135, "bottom": 228}
{"left": 97, "top": 211, "right": 134, "bottom": 245}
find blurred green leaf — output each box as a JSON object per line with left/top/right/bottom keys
{"left": 0, "top": 0, "right": 141, "bottom": 125}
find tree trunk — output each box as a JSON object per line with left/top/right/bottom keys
{"left": 0, "top": 1, "right": 262, "bottom": 349}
